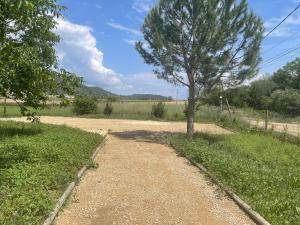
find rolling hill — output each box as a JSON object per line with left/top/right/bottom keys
{"left": 76, "top": 86, "right": 172, "bottom": 101}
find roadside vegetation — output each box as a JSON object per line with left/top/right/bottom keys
{"left": 170, "top": 123, "right": 300, "bottom": 225}
{"left": 204, "top": 58, "right": 300, "bottom": 118}
{"left": 0, "top": 122, "right": 103, "bottom": 225}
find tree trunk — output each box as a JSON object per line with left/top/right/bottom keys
{"left": 187, "top": 84, "right": 195, "bottom": 140}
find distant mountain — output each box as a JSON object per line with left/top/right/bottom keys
{"left": 76, "top": 86, "right": 117, "bottom": 98}
{"left": 76, "top": 86, "right": 172, "bottom": 101}
{"left": 126, "top": 94, "right": 172, "bottom": 101}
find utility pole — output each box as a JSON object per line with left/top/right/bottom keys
{"left": 220, "top": 95, "right": 223, "bottom": 113}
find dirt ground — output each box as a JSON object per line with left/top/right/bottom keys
{"left": 2, "top": 117, "right": 255, "bottom": 225}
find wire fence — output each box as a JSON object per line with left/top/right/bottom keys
{"left": 246, "top": 118, "right": 300, "bottom": 138}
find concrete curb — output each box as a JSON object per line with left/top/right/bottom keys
{"left": 171, "top": 145, "right": 272, "bottom": 225}
{"left": 43, "top": 135, "right": 108, "bottom": 225}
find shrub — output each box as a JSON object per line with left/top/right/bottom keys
{"left": 73, "top": 96, "right": 97, "bottom": 115}
{"left": 151, "top": 102, "right": 166, "bottom": 118}
{"left": 104, "top": 101, "right": 113, "bottom": 116}
{"left": 270, "top": 89, "right": 300, "bottom": 116}
{"left": 59, "top": 98, "right": 71, "bottom": 108}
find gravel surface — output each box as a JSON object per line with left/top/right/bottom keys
{"left": 1, "top": 117, "right": 255, "bottom": 225}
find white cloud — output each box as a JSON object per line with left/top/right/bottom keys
{"left": 107, "top": 22, "right": 142, "bottom": 36}
{"left": 54, "top": 18, "right": 185, "bottom": 98}
{"left": 54, "top": 18, "right": 122, "bottom": 88}
{"left": 116, "top": 72, "right": 186, "bottom": 98}
{"left": 132, "top": 0, "right": 154, "bottom": 13}
{"left": 123, "top": 39, "right": 137, "bottom": 46}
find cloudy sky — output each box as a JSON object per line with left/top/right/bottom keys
{"left": 56, "top": 0, "right": 300, "bottom": 98}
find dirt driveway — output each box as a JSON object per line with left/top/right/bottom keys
{"left": 2, "top": 117, "right": 255, "bottom": 225}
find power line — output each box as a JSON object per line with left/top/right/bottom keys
{"left": 235, "top": 3, "right": 300, "bottom": 62}
{"left": 262, "top": 44, "right": 300, "bottom": 66}
{"left": 263, "top": 43, "right": 300, "bottom": 64}
{"left": 263, "top": 30, "right": 300, "bottom": 55}
{"left": 263, "top": 52, "right": 299, "bottom": 69}
{"left": 263, "top": 3, "right": 300, "bottom": 39}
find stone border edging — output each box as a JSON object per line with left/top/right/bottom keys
{"left": 170, "top": 144, "right": 272, "bottom": 225}
{"left": 43, "top": 135, "right": 108, "bottom": 225}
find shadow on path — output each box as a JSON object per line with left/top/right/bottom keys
{"left": 110, "top": 130, "right": 182, "bottom": 144}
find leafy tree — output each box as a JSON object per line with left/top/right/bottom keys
{"left": 136, "top": 0, "right": 263, "bottom": 139}
{"left": 248, "top": 79, "right": 278, "bottom": 109}
{"left": 270, "top": 89, "right": 300, "bottom": 116}
{"left": 272, "top": 58, "right": 300, "bottom": 90}
{"left": 0, "top": 0, "right": 82, "bottom": 117}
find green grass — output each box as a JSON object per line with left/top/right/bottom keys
{"left": 0, "top": 122, "right": 103, "bottom": 225}
{"left": 0, "top": 102, "right": 221, "bottom": 123}
{"left": 170, "top": 131, "right": 300, "bottom": 225}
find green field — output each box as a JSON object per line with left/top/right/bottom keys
{"left": 170, "top": 131, "right": 300, "bottom": 225}
{"left": 0, "top": 122, "right": 103, "bottom": 225}
{"left": 0, "top": 102, "right": 222, "bottom": 123}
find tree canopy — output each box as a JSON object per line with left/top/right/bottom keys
{"left": 0, "top": 0, "right": 82, "bottom": 116}
{"left": 272, "top": 58, "right": 300, "bottom": 90}
{"left": 136, "top": 0, "right": 264, "bottom": 138}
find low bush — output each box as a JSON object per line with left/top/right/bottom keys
{"left": 103, "top": 101, "right": 113, "bottom": 116}
{"left": 73, "top": 96, "right": 97, "bottom": 115}
{"left": 59, "top": 98, "right": 71, "bottom": 108}
{"left": 151, "top": 102, "right": 166, "bottom": 118}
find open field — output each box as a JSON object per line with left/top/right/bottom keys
{"left": 0, "top": 102, "right": 221, "bottom": 123}
{"left": 170, "top": 132, "right": 300, "bottom": 225}
{"left": 0, "top": 122, "right": 103, "bottom": 225}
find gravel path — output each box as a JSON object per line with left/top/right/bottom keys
{"left": 1, "top": 117, "right": 255, "bottom": 225}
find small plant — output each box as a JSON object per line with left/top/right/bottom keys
{"left": 151, "top": 102, "right": 166, "bottom": 118}
{"left": 73, "top": 96, "right": 97, "bottom": 115}
{"left": 104, "top": 101, "right": 113, "bottom": 116}
{"left": 60, "top": 98, "right": 71, "bottom": 108}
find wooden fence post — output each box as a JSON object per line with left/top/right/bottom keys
{"left": 3, "top": 97, "right": 7, "bottom": 115}
{"left": 265, "top": 109, "right": 268, "bottom": 130}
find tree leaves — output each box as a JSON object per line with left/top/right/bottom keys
{"left": 0, "top": 0, "right": 82, "bottom": 116}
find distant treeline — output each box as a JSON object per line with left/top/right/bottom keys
{"left": 204, "top": 58, "right": 300, "bottom": 116}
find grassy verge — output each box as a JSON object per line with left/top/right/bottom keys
{"left": 0, "top": 122, "right": 104, "bottom": 225}
{"left": 170, "top": 131, "right": 300, "bottom": 225}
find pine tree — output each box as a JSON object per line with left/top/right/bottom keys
{"left": 136, "top": 0, "right": 264, "bottom": 139}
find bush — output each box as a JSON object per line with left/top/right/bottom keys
{"left": 151, "top": 102, "right": 166, "bottom": 118}
{"left": 104, "top": 101, "right": 113, "bottom": 116}
{"left": 59, "top": 98, "right": 71, "bottom": 108}
{"left": 73, "top": 96, "right": 97, "bottom": 115}
{"left": 270, "top": 89, "right": 300, "bottom": 116}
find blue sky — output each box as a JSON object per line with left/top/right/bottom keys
{"left": 55, "top": 0, "right": 300, "bottom": 98}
